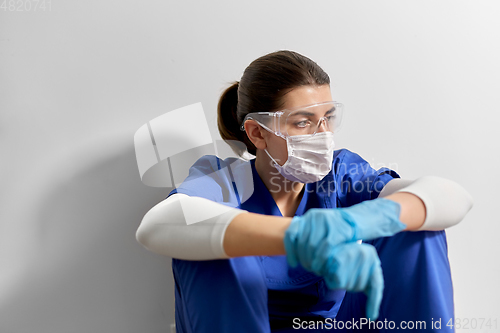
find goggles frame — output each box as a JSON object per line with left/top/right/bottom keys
{"left": 240, "top": 101, "right": 344, "bottom": 139}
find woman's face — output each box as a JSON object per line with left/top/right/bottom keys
{"left": 264, "top": 84, "right": 333, "bottom": 166}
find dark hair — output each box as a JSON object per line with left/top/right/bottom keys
{"left": 217, "top": 50, "right": 330, "bottom": 156}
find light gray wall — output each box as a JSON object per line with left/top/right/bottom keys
{"left": 1, "top": 1, "right": 498, "bottom": 332}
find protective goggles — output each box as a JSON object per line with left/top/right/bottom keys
{"left": 240, "top": 101, "right": 344, "bottom": 138}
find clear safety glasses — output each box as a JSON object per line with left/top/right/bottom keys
{"left": 240, "top": 101, "right": 344, "bottom": 138}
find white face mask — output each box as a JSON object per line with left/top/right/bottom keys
{"left": 264, "top": 131, "right": 335, "bottom": 183}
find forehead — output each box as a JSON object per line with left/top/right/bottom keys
{"left": 281, "top": 85, "right": 332, "bottom": 110}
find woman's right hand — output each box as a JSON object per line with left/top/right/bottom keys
{"left": 283, "top": 198, "right": 406, "bottom": 320}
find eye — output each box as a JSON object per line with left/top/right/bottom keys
{"left": 295, "top": 120, "right": 310, "bottom": 128}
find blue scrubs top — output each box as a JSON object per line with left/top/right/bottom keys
{"left": 168, "top": 148, "right": 403, "bottom": 331}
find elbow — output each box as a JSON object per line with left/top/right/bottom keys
{"left": 454, "top": 181, "right": 474, "bottom": 221}
{"left": 465, "top": 185, "right": 474, "bottom": 210}
{"left": 135, "top": 195, "right": 193, "bottom": 258}
{"left": 390, "top": 176, "right": 474, "bottom": 231}
{"left": 135, "top": 201, "right": 175, "bottom": 255}
{"left": 135, "top": 221, "right": 150, "bottom": 248}
{"left": 135, "top": 198, "right": 185, "bottom": 258}
{"left": 136, "top": 209, "right": 157, "bottom": 250}
{"left": 417, "top": 176, "right": 474, "bottom": 230}
{"left": 438, "top": 176, "right": 474, "bottom": 223}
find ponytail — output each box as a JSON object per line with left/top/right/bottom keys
{"left": 217, "top": 81, "right": 257, "bottom": 156}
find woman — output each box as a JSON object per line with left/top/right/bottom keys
{"left": 136, "top": 50, "right": 473, "bottom": 332}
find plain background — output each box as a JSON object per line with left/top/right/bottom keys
{"left": 1, "top": 1, "right": 499, "bottom": 332}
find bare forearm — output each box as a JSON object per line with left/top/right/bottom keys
{"left": 223, "top": 212, "right": 292, "bottom": 257}
{"left": 384, "top": 192, "right": 426, "bottom": 231}
{"left": 222, "top": 194, "right": 425, "bottom": 257}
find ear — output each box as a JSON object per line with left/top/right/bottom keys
{"left": 243, "top": 120, "right": 268, "bottom": 150}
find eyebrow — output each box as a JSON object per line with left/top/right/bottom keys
{"left": 325, "top": 107, "right": 335, "bottom": 116}
{"left": 292, "top": 107, "right": 336, "bottom": 117}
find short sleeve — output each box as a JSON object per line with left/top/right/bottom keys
{"left": 333, "top": 149, "right": 400, "bottom": 208}
{"left": 167, "top": 155, "right": 252, "bottom": 208}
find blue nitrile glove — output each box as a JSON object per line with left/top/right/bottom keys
{"left": 283, "top": 198, "right": 406, "bottom": 320}
{"left": 284, "top": 198, "right": 405, "bottom": 270}
{"left": 319, "top": 242, "right": 384, "bottom": 320}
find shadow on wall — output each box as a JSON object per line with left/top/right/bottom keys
{"left": 1, "top": 134, "right": 176, "bottom": 333}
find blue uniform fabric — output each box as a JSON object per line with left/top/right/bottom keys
{"left": 168, "top": 149, "right": 454, "bottom": 332}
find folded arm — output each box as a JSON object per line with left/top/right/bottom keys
{"left": 136, "top": 176, "right": 473, "bottom": 260}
